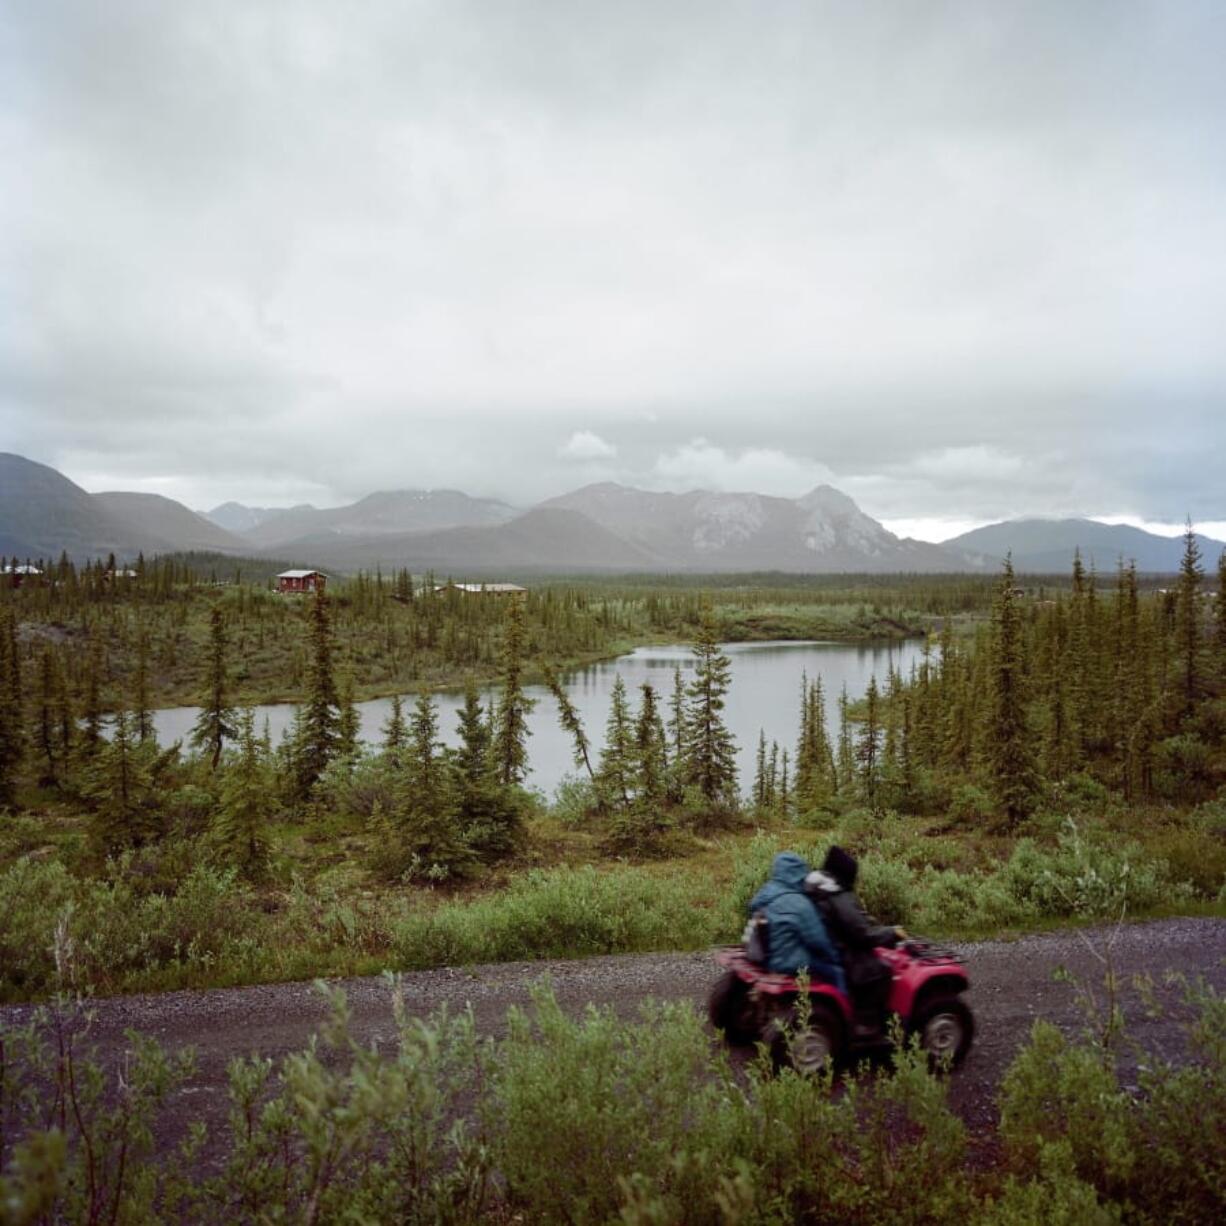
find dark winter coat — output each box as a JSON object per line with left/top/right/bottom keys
{"left": 748, "top": 853, "right": 846, "bottom": 990}
{"left": 804, "top": 869, "right": 899, "bottom": 987}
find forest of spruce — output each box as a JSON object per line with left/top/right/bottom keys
{"left": 1, "top": 540, "right": 1225, "bottom": 1223}
{"left": 0, "top": 535, "right": 1223, "bottom": 1000}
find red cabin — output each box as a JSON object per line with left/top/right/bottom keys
{"left": 276, "top": 569, "right": 327, "bottom": 594}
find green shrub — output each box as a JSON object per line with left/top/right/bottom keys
{"left": 0, "top": 858, "right": 77, "bottom": 998}
{"left": 947, "top": 783, "right": 995, "bottom": 825}
{"left": 857, "top": 857, "right": 916, "bottom": 924}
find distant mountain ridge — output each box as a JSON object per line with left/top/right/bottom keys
{"left": 944, "top": 518, "right": 1225, "bottom": 573}
{"left": 3, "top": 452, "right": 1222, "bottom": 574}
{"left": 0, "top": 453, "right": 244, "bottom": 560}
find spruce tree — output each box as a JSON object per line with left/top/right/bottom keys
{"left": 634, "top": 682, "right": 667, "bottom": 805}
{"left": 191, "top": 606, "right": 236, "bottom": 769}
{"left": 1175, "top": 518, "right": 1203, "bottom": 711}
{"left": 667, "top": 665, "right": 686, "bottom": 763}
{"left": 856, "top": 676, "right": 883, "bottom": 812}
{"left": 0, "top": 609, "right": 21, "bottom": 807}
{"left": 86, "top": 709, "right": 157, "bottom": 850}
{"left": 393, "top": 691, "right": 467, "bottom": 876}
{"left": 134, "top": 629, "right": 152, "bottom": 742}
{"left": 545, "top": 666, "right": 595, "bottom": 781}
{"left": 297, "top": 589, "right": 340, "bottom": 797}
{"left": 337, "top": 674, "right": 361, "bottom": 763}
{"left": 453, "top": 684, "right": 520, "bottom": 860}
{"left": 493, "top": 597, "right": 534, "bottom": 787}
{"left": 598, "top": 674, "right": 634, "bottom": 808}
{"left": 753, "top": 730, "right": 768, "bottom": 810}
{"left": 34, "top": 648, "right": 59, "bottom": 785}
{"left": 382, "top": 695, "right": 407, "bottom": 762}
{"left": 988, "top": 557, "right": 1040, "bottom": 827}
{"left": 215, "top": 709, "right": 272, "bottom": 875}
{"left": 835, "top": 685, "right": 855, "bottom": 794}
{"left": 681, "top": 613, "right": 737, "bottom": 805}
{"left": 1217, "top": 551, "right": 1226, "bottom": 684}
{"left": 79, "top": 649, "right": 103, "bottom": 762}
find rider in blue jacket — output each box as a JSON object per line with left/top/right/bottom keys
{"left": 748, "top": 852, "right": 846, "bottom": 992}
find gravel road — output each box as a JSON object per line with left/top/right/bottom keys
{"left": 3, "top": 917, "right": 1223, "bottom": 1170}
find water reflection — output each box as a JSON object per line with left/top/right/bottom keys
{"left": 151, "top": 639, "right": 926, "bottom": 796}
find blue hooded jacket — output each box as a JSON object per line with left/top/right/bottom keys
{"left": 748, "top": 852, "right": 846, "bottom": 991}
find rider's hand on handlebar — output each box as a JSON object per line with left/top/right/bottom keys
{"left": 894, "top": 926, "right": 908, "bottom": 942}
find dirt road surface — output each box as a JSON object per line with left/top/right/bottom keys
{"left": 3, "top": 917, "right": 1223, "bottom": 1170}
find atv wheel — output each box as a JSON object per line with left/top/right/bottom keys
{"left": 913, "top": 995, "right": 974, "bottom": 1069}
{"left": 770, "top": 1000, "right": 844, "bottom": 1076}
{"left": 707, "top": 972, "right": 759, "bottom": 1045}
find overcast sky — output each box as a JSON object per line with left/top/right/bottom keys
{"left": 2, "top": 1, "right": 1224, "bottom": 541}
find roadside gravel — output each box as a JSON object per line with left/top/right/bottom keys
{"left": 3, "top": 917, "right": 1223, "bottom": 1171}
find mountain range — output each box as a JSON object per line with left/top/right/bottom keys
{"left": 2, "top": 452, "right": 1221, "bottom": 575}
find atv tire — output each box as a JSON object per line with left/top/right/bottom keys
{"left": 913, "top": 994, "right": 974, "bottom": 1069}
{"left": 769, "top": 999, "right": 845, "bottom": 1076}
{"left": 707, "top": 971, "right": 759, "bottom": 1045}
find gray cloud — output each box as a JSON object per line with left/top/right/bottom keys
{"left": 2, "top": 1, "right": 1223, "bottom": 528}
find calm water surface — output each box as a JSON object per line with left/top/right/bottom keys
{"left": 152, "top": 640, "right": 926, "bottom": 797}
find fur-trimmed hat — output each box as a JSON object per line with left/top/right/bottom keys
{"left": 822, "top": 844, "right": 858, "bottom": 889}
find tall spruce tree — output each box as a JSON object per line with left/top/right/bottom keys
{"left": 597, "top": 674, "right": 634, "bottom": 808}
{"left": 1217, "top": 551, "right": 1226, "bottom": 684}
{"left": 393, "top": 691, "right": 467, "bottom": 876}
{"left": 681, "top": 613, "right": 737, "bottom": 805}
{"left": 296, "top": 589, "right": 340, "bottom": 797}
{"left": 667, "top": 665, "right": 686, "bottom": 763}
{"left": 988, "top": 557, "right": 1039, "bottom": 826}
{"left": 493, "top": 597, "right": 534, "bottom": 786}
{"left": 856, "top": 675, "right": 883, "bottom": 812}
{"left": 336, "top": 674, "right": 361, "bottom": 763}
{"left": 134, "top": 629, "right": 153, "bottom": 743}
{"left": 835, "top": 685, "right": 855, "bottom": 794}
{"left": 0, "top": 609, "right": 21, "bottom": 807}
{"left": 382, "top": 695, "right": 407, "bottom": 763}
{"left": 215, "top": 708, "right": 272, "bottom": 875}
{"left": 191, "top": 606, "right": 236, "bottom": 770}
{"left": 1175, "top": 518, "right": 1203, "bottom": 711}
{"left": 545, "top": 666, "right": 595, "bottom": 781}
{"left": 634, "top": 682, "right": 667, "bottom": 805}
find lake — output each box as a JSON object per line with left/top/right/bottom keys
{"left": 151, "top": 639, "right": 927, "bottom": 797}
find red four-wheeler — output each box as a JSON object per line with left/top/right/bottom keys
{"left": 709, "top": 939, "right": 975, "bottom": 1075}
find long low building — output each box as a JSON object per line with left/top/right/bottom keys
{"left": 434, "top": 582, "right": 526, "bottom": 596}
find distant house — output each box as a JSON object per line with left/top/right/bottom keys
{"left": 276, "top": 569, "right": 328, "bottom": 594}
{"left": 2, "top": 564, "right": 43, "bottom": 590}
{"left": 434, "top": 582, "right": 527, "bottom": 597}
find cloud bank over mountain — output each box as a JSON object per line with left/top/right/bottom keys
{"left": 2, "top": 2, "right": 1223, "bottom": 531}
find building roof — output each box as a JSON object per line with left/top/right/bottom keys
{"left": 277, "top": 569, "right": 326, "bottom": 579}
{"left": 436, "top": 582, "right": 526, "bottom": 593}
{"left": 3, "top": 564, "right": 42, "bottom": 575}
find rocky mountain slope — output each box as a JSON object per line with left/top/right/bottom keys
{"left": 540, "top": 482, "right": 963, "bottom": 572}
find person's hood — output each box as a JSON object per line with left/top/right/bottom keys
{"left": 769, "top": 852, "right": 810, "bottom": 890}
{"left": 805, "top": 869, "right": 843, "bottom": 894}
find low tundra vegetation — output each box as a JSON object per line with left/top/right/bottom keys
{"left": 2, "top": 803, "right": 1223, "bottom": 1001}
{"left": 0, "top": 978, "right": 1221, "bottom": 1224}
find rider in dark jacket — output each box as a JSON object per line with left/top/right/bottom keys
{"left": 805, "top": 845, "right": 903, "bottom": 1034}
